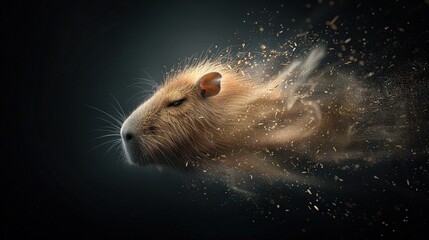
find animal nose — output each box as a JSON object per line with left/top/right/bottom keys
{"left": 123, "top": 131, "right": 134, "bottom": 142}
{"left": 121, "top": 130, "right": 135, "bottom": 142}
{"left": 121, "top": 119, "right": 136, "bottom": 143}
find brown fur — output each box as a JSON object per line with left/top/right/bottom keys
{"left": 122, "top": 47, "right": 405, "bottom": 180}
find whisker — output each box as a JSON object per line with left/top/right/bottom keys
{"left": 131, "top": 86, "right": 156, "bottom": 93}
{"left": 104, "top": 139, "right": 122, "bottom": 155}
{"left": 110, "top": 94, "right": 127, "bottom": 120}
{"left": 91, "top": 133, "right": 121, "bottom": 141}
{"left": 96, "top": 117, "right": 121, "bottom": 130}
{"left": 85, "top": 105, "right": 124, "bottom": 127}
{"left": 127, "top": 76, "right": 159, "bottom": 91}
{"left": 89, "top": 139, "right": 122, "bottom": 152}
{"left": 86, "top": 101, "right": 128, "bottom": 160}
{"left": 129, "top": 90, "right": 153, "bottom": 103}
{"left": 140, "top": 69, "right": 159, "bottom": 87}
{"left": 91, "top": 127, "right": 120, "bottom": 133}
{"left": 125, "top": 78, "right": 156, "bottom": 90}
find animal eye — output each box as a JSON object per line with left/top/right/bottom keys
{"left": 167, "top": 98, "right": 186, "bottom": 107}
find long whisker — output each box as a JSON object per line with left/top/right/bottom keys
{"left": 91, "top": 133, "right": 121, "bottom": 141}
{"left": 96, "top": 117, "right": 121, "bottom": 130}
{"left": 87, "top": 103, "right": 125, "bottom": 157}
{"left": 85, "top": 105, "right": 124, "bottom": 127}
{"left": 89, "top": 139, "right": 122, "bottom": 152}
{"left": 125, "top": 78, "right": 157, "bottom": 90}
{"left": 91, "top": 127, "right": 121, "bottom": 133}
{"left": 140, "top": 69, "right": 154, "bottom": 80}
{"left": 129, "top": 89, "right": 153, "bottom": 102}
{"left": 104, "top": 139, "right": 122, "bottom": 155}
{"left": 110, "top": 94, "right": 127, "bottom": 120}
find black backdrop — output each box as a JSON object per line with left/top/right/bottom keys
{"left": 5, "top": 0, "right": 429, "bottom": 239}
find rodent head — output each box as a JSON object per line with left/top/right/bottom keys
{"left": 121, "top": 71, "right": 223, "bottom": 168}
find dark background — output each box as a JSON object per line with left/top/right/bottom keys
{"left": 4, "top": 0, "right": 429, "bottom": 239}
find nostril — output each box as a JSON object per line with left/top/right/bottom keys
{"left": 121, "top": 119, "right": 136, "bottom": 143}
{"left": 125, "top": 132, "right": 134, "bottom": 141}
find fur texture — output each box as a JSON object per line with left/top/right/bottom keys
{"left": 121, "top": 46, "right": 406, "bottom": 181}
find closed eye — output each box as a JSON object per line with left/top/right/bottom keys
{"left": 167, "top": 98, "right": 186, "bottom": 107}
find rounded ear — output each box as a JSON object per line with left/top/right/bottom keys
{"left": 197, "top": 72, "right": 222, "bottom": 98}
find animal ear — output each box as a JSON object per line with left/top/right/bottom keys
{"left": 197, "top": 72, "right": 222, "bottom": 98}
